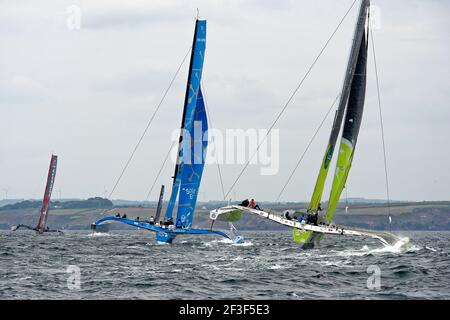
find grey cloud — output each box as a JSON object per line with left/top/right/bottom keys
{"left": 0, "top": 0, "right": 449, "bottom": 202}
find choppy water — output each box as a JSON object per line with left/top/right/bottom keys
{"left": 0, "top": 230, "right": 449, "bottom": 299}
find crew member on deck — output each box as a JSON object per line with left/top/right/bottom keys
{"left": 164, "top": 217, "right": 174, "bottom": 226}
{"left": 240, "top": 199, "right": 250, "bottom": 207}
{"left": 149, "top": 216, "right": 155, "bottom": 225}
{"left": 312, "top": 212, "right": 319, "bottom": 226}
{"left": 249, "top": 198, "right": 261, "bottom": 210}
{"left": 176, "top": 218, "right": 182, "bottom": 228}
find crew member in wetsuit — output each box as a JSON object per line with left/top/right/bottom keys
{"left": 311, "top": 212, "right": 319, "bottom": 226}
{"left": 240, "top": 199, "right": 250, "bottom": 207}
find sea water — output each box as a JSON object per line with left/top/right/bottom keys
{"left": 0, "top": 230, "right": 448, "bottom": 299}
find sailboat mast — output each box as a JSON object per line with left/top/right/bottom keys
{"left": 325, "top": 3, "right": 370, "bottom": 222}
{"left": 154, "top": 184, "right": 165, "bottom": 223}
{"left": 171, "top": 19, "right": 199, "bottom": 186}
{"left": 36, "top": 155, "right": 58, "bottom": 232}
{"left": 165, "top": 18, "right": 207, "bottom": 220}
{"left": 308, "top": 0, "right": 370, "bottom": 212}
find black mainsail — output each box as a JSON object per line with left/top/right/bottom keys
{"left": 308, "top": 0, "right": 371, "bottom": 213}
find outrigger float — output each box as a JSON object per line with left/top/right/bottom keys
{"left": 12, "top": 154, "right": 62, "bottom": 234}
{"left": 91, "top": 17, "right": 241, "bottom": 244}
{"left": 210, "top": 205, "right": 403, "bottom": 248}
{"left": 210, "top": 0, "right": 407, "bottom": 249}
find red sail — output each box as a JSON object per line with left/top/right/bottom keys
{"left": 36, "top": 155, "right": 58, "bottom": 232}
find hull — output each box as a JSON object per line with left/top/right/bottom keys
{"left": 211, "top": 205, "right": 402, "bottom": 248}
{"left": 156, "top": 231, "right": 176, "bottom": 243}
{"left": 92, "top": 216, "right": 232, "bottom": 243}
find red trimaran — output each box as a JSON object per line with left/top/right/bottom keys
{"left": 12, "top": 154, "right": 61, "bottom": 233}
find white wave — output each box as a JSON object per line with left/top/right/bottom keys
{"left": 204, "top": 238, "right": 234, "bottom": 246}
{"left": 232, "top": 241, "right": 253, "bottom": 247}
{"left": 319, "top": 237, "right": 415, "bottom": 258}
{"left": 268, "top": 264, "right": 284, "bottom": 270}
{"left": 88, "top": 232, "right": 111, "bottom": 237}
{"left": 371, "top": 237, "right": 413, "bottom": 254}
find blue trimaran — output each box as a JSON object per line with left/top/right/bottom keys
{"left": 92, "top": 18, "right": 241, "bottom": 244}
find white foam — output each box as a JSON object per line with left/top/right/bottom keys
{"left": 88, "top": 232, "right": 111, "bottom": 237}
{"left": 269, "top": 264, "right": 283, "bottom": 270}
{"left": 232, "top": 241, "right": 253, "bottom": 247}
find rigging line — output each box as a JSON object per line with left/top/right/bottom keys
{"left": 108, "top": 45, "right": 192, "bottom": 199}
{"left": 370, "top": 24, "right": 392, "bottom": 231}
{"left": 201, "top": 80, "right": 226, "bottom": 200}
{"left": 222, "top": 0, "right": 358, "bottom": 201}
{"left": 144, "top": 140, "right": 177, "bottom": 202}
{"left": 274, "top": 94, "right": 340, "bottom": 203}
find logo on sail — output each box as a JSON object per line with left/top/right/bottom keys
{"left": 324, "top": 146, "right": 334, "bottom": 169}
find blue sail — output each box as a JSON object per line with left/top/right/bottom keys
{"left": 176, "top": 88, "right": 208, "bottom": 228}
{"left": 165, "top": 19, "right": 207, "bottom": 219}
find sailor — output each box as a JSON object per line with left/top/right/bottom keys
{"left": 136, "top": 216, "right": 140, "bottom": 221}
{"left": 122, "top": 214, "right": 127, "bottom": 219}
{"left": 312, "top": 212, "right": 319, "bottom": 226}
{"left": 305, "top": 212, "right": 312, "bottom": 224}
{"left": 149, "top": 216, "right": 155, "bottom": 225}
{"left": 249, "top": 198, "right": 261, "bottom": 210}
{"left": 115, "top": 213, "right": 120, "bottom": 217}
{"left": 318, "top": 202, "right": 323, "bottom": 212}
{"left": 297, "top": 214, "right": 305, "bottom": 223}
{"left": 240, "top": 199, "right": 250, "bottom": 207}
{"left": 176, "top": 218, "right": 182, "bottom": 228}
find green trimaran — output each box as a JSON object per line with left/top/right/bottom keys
{"left": 210, "top": 0, "right": 407, "bottom": 249}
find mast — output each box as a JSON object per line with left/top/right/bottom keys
{"left": 154, "top": 184, "right": 165, "bottom": 223}
{"left": 165, "top": 18, "right": 207, "bottom": 219}
{"left": 36, "top": 155, "right": 58, "bottom": 232}
{"left": 308, "top": 0, "right": 371, "bottom": 213}
{"left": 325, "top": 5, "right": 370, "bottom": 222}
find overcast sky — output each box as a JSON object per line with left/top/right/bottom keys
{"left": 1, "top": 0, "right": 449, "bottom": 202}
